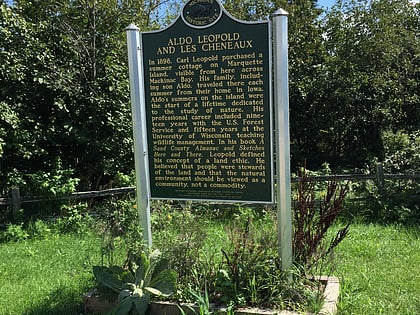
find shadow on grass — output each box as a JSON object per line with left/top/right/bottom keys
{"left": 23, "top": 286, "right": 85, "bottom": 315}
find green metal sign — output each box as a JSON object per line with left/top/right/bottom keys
{"left": 141, "top": 0, "right": 273, "bottom": 202}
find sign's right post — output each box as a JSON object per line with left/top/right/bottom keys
{"left": 272, "top": 9, "right": 293, "bottom": 272}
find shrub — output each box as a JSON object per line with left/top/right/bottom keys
{"left": 0, "top": 223, "right": 29, "bottom": 242}
{"left": 347, "top": 130, "right": 419, "bottom": 224}
{"left": 292, "top": 168, "right": 350, "bottom": 270}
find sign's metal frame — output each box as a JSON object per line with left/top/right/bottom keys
{"left": 127, "top": 0, "right": 292, "bottom": 270}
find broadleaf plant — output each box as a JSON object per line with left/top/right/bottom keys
{"left": 93, "top": 249, "right": 177, "bottom": 315}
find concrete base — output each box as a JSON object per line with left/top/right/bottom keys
{"left": 84, "top": 276, "right": 339, "bottom": 315}
{"left": 316, "top": 276, "right": 340, "bottom": 315}
{"left": 149, "top": 276, "right": 339, "bottom": 315}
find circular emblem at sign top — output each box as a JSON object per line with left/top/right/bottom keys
{"left": 182, "top": 0, "right": 222, "bottom": 28}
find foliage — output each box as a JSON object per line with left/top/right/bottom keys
{"left": 212, "top": 211, "right": 326, "bottom": 312}
{"left": 0, "top": 222, "right": 29, "bottom": 242}
{"left": 0, "top": 0, "right": 164, "bottom": 192}
{"left": 179, "top": 287, "right": 236, "bottom": 315}
{"left": 346, "top": 129, "right": 419, "bottom": 224}
{"left": 216, "top": 216, "right": 279, "bottom": 307}
{"left": 182, "top": 288, "right": 213, "bottom": 315}
{"left": 292, "top": 169, "right": 350, "bottom": 270}
{"left": 314, "top": 0, "right": 420, "bottom": 169}
{"left": 378, "top": 130, "right": 419, "bottom": 224}
{"left": 2, "top": 0, "right": 418, "bottom": 191}
{"left": 1, "top": 158, "right": 82, "bottom": 220}
{"left": 0, "top": 203, "right": 91, "bottom": 243}
{"left": 96, "top": 197, "right": 142, "bottom": 266}
{"left": 93, "top": 249, "right": 177, "bottom": 315}
{"left": 381, "top": 130, "right": 419, "bottom": 174}
{"left": 225, "top": 0, "right": 419, "bottom": 171}
{"left": 53, "top": 202, "right": 92, "bottom": 234}
{"left": 26, "top": 219, "right": 55, "bottom": 240}
{"left": 0, "top": 223, "right": 418, "bottom": 314}
{"left": 152, "top": 200, "right": 209, "bottom": 285}
{"left": 20, "top": 159, "right": 79, "bottom": 197}
{"left": 151, "top": 202, "right": 327, "bottom": 312}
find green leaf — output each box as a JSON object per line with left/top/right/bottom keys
{"left": 93, "top": 266, "right": 125, "bottom": 291}
{"left": 147, "top": 269, "right": 177, "bottom": 296}
{"left": 151, "top": 257, "right": 170, "bottom": 278}
{"left": 133, "top": 292, "right": 150, "bottom": 315}
{"left": 118, "top": 289, "right": 132, "bottom": 302}
{"left": 115, "top": 296, "right": 134, "bottom": 315}
{"left": 134, "top": 254, "right": 147, "bottom": 285}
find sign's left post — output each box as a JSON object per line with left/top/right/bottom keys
{"left": 126, "top": 24, "right": 152, "bottom": 247}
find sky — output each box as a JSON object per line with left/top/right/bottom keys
{"left": 318, "top": 0, "right": 420, "bottom": 9}
{"left": 5, "top": 0, "right": 419, "bottom": 8}
{"left": 318, "top": 0, "right": 337, "bottom": 10}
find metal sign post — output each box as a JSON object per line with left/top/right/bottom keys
{"left": 126, "top": 24, "right": 152, "bottom": 247}
{"left": 272, "top": 9, "right": 293, "bottom": 271}
{"left": 126, "top": 1, "right": 293, "bottom": 262}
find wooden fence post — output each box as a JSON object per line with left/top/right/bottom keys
{"left": 11, "top": 187, "right": 21, "bottom": 221}
{"left": 376, "top": 163, "right": 386, "bottom": 196}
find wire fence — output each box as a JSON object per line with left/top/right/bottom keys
{"left": 1, "top": 163, "right": 418, "bottom": 221}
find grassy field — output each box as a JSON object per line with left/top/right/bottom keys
{"left": 0, "top": 233, "right": 101, "bottom": 315}
{"left": 334, "top": 224, "right": 420, "bottom": 315}
{"left": 0, "top": 223, "right": 419, "bottom": 314}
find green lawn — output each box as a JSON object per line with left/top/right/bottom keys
{"left": 0, "top": 233, "right": 101, "bottom": 315}
{"left": 0, "top": 223, "right": 419, "bottom": 314}
{"left": 334, "top": 224, "right": 420, "bottom": 315}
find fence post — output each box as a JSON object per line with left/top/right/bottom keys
{"left": 376, "top": 163, "right": 386, "bottom": 196}
{"left": 11, "top": 187, "right": 21, "bottom": 221}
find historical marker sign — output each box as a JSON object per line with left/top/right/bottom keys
{"left": 141, "top": 0, "right": 273, "bottom": 203}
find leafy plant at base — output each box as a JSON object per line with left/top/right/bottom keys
{"left": 93, "top": 249, "right": 177, "bottom": 315}
{"left": 182, "top": 287, "right": 212, "bottom": 315}
{"left": 219, "top": 217, "right": 253, "bottom": 307}
{"left": 96, "top": 197, "right": 144, "bottom": 266}
{"left": 215, "top": 213, "right": 325, "bottom": 312}
{"left": 151, "top": 200, "right": 210, "bottom": 295}
{"left": 0, "top": 223, "right": 29, "bottom": 243}
{"left": 293, "top": 168, "right": 350, "bottom": 271}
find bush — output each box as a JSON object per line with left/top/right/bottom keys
{"left": 0, "top": 223, "right": 29, "bottom": 242}
{"left": 151, "top": 201, "right": 335, "bottom": 313}
{"left": 346, "top": 130, "right": 419, "bottom": 224}
{"left": 292, "top": 168, "right": 350, "bottom": 271}
{"left": 380, "top": 130, "right": 419, "bottom": 224}
{"left": 382, "top": 130, "right": 419, "bottom": 174}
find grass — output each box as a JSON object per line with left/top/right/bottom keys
{"left": 0, "top": 232, "right": 101, "bottom": 315}
{"left": 0, "top": 221, "right": 419, "bottom": 314}
{"left": 334, "top": 223, "right": 420, "bottom": 315}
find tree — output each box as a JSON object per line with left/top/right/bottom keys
{"left": 223, "top": 0, "right": 330, "bottom": 170}
{"left": 0, "top": 0, "right": 165, "bottom": 193}
{"left": 316, "top": 0, "right": 419, "bottom": 168}
{"left": 0, "top": 3, "right": 47, "bottom": 193}
{"left": 1, "top": 0, "right": 418, "bottom": 196}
